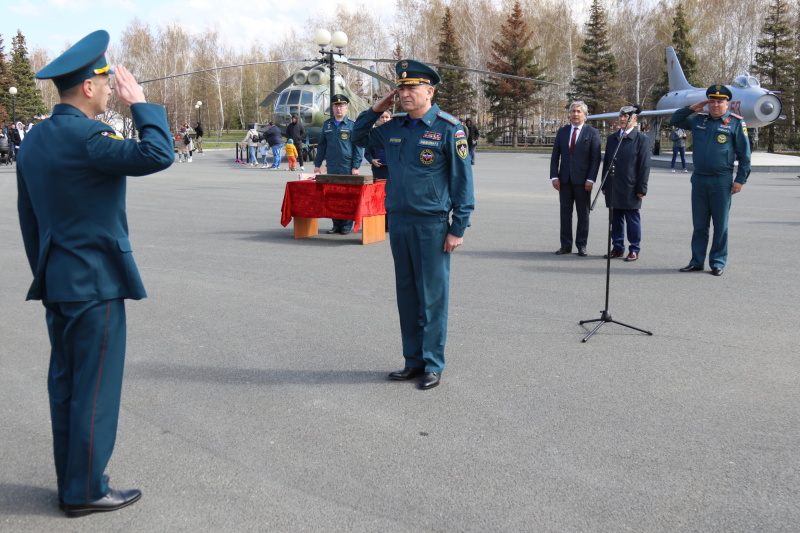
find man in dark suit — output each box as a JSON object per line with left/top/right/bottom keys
{"left": 16, "top": 30, "right": 173, "bottom": 517}
{"left": 549, "top": 101, "right": 601, "bottom": 256}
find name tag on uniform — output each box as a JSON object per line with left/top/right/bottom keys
{"left": 418, "top": 139, "right": 441, "bottom": 148}
{"left": 389, "top": 137, "right": 403, "bottom": 144}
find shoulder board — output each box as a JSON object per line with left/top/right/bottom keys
{"left": 391, "top": 112, "right": 408, "bottom": 118}
{"left": 436, "top": 110, "right": 459, "bottom": 126}
{"left": 730, "top": 113, "right": 743, "bottom": 120}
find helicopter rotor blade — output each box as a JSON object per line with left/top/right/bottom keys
{"left": 339, "top": 61, "right": 394, "bottom": 88}
{"left": 139, "top": 58, "right": 319, "bottom": 84}
{"left": 348, "top": 58, "right": 558, "bottom": 86}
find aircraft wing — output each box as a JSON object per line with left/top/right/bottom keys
{"left": 588, "top": 108, "right": 680, "bottom": 121}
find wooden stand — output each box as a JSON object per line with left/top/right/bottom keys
{"left": 292, "top": 215, "right": 385, "bottom": 244}
{"left": 293, "top": 217, "right": 318, "bottom": 239}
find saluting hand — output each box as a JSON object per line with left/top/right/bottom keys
{"left": 372, "top": 90, "right": 398, "bottom": 113}
{"left": 114, "top": 65, "right": 146, "bottom": 107}
{"left": 689, "top": 100, "right": 710, "bottom": 113}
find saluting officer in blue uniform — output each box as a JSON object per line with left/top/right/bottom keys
{"left": 313, "top": 93, "right": 364, "bottom": 235}
{"left": 16, "top": 30, "right": 173, "bottom": 517}
{"left": 671, "top": 84, "right": 751, "bottom": 276}
{"left": 353, "top": 60, "right": 475, "bottom": 390}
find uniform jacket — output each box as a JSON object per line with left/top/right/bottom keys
{"left": 17, "top": 102, "right": 174, "bottom": 302}
{"left": 550, "top": 123, "right": 601, "bottom": 185}
{"left": 314, "top": 116, "right": 363, "bottom": 174}
{"left": 671, "top": 106, "right": 751, "bottom": 183}
{"left": 601, "top": 128, "right": 651, "bottom": 210}
{"left": 353, "top": 104, "right": 475, "bottom": 238}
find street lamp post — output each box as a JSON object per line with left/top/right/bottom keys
{"left": 195, "top": 100, "right": 202, "bottom": 124}
{"left": 313, "top": 29, "right": 348, "bottom": 119}
{"left": 9, "top": 86, "right": 17, "bottom": 125}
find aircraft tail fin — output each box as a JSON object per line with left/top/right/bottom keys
{"left": 666, "top": 46, "right": 693, "bottom": 92}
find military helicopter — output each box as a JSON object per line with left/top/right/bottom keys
{"left": 588, "top": 46, "right": 784, "bottom": 151}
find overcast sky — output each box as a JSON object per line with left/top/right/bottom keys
{"left": 3, "top": 0, "right": 361, "bottom": 58}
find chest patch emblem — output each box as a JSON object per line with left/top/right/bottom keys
{"left": 717, "top": 134, "right": 728, "bottom": 144}
{"left": 456, "top": 138, "right": 469, "bottom": 160}
{"left": 341, "top": 133, "right": 349, "bottom": 140}
{"left": 420, "top": 149, "right": 435, "bottom": 165}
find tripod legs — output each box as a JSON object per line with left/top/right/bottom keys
{"left": 580, "top": 310, "right": 653, "bottom": 342}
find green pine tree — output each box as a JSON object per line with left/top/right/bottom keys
{"left": 482, "top": 0, "right": 546, "bottom": 147}
{"left": 433, "top": 7, "right": 475, "bottom": 119}
{"left": 9, "top": 30, "right": 47, "bottom": 123}
{"left": 568, "top": 0, "right": 621, "bottom": 114}
{"left": 651, "top": 3, "right": 700, "bottom": 109}
{"left": 0, "top": 34, "right": 13, "bottom": 124}
{"left": 750, "top": 0, "right": 793, "bottom": 152}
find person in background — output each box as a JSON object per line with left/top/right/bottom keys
{"left": 241, "top": 123, "right": 260, "bottom": 166}
{"left": 465, "top": 118, "right": 479, "bottom": 165}
{"left": 285, "top": 138, "right": 299, "bottom": 171}
{"left": 670, "top": 125, "right": 688, "bottom": 173}
{"left": 194, "top": 121, "right": 204, "bottom": 153}
{"left": 285, "top": 115, "right": 306, "bottom": 170}
{"left": 264, "top": 121, "right": 283, "bottom": 170}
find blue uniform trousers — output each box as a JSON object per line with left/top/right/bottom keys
{"left": 690, "top": 175, "right": 731, "bottom": 269}
{"left": 389, "top": 216, "right": 450, "bottom": 373}
{"left": 45, "top": 298, "right": 126, "bottom": 505}
{"left": 611, "top": 208, "right": 641, "bottom": 253}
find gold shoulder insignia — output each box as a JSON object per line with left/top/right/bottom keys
{"left": 100, "top": 131, "right": 124, "bottom": 141}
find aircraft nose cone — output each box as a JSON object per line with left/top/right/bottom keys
{"left": 760, "top": 101, "right": 774, "bottom": 114}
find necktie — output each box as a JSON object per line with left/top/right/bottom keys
{"left": 569, "top": 127, "right": 578, "bottom": 151}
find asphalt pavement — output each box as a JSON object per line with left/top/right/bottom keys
{"left": 1, "top": 150, "right": 798, "bottom": 532}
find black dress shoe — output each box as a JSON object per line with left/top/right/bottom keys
{"left": 418, "top": 372, "right": 440, "bottom": 390}
{"left": 340, "top": 229, "right": 351, "bottom": 235}
{"left": 577, "top": 248, "right": 587, "bottom": 257}
{"left": 389, "top": 367, "right": 424, "bottom": 380}
{"left": 63, "top": 488, "right": 142, "bottom": 517}
{"left": 59, "top": 474, "right": 111, "bottom": 510}
{"left": 679, "top": 264, "right": 704, "bottom": 272}
{"left": 326, "top": 228, "right": 339, "bottom": 234}
{"left": 554, "top": 247, "right": 572, "bottom": 255}
{"left": 604, "top": 249, "right": 624, "bottom": 259}
{"left": 711, "top": 267, "right": 724, "bottom": 276}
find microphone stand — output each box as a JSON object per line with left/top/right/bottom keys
{"left": 580, "top": 127, "right": 652, "bottom": 342}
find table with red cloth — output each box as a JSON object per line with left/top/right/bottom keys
{"left": 280, "top": 179, "right": 387, "bottom": 244}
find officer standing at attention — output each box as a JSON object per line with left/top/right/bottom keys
{"left": 671, "top": 84, "right": 751, "bottom": 276}
{"left": 353, "top": 60, "right": 475, "bottom": 390}
{"left": 16, "top": 30, "right": 173, "bottom": 517}
{"left": 314, "top": 93, "right": 364, "bottom": 235}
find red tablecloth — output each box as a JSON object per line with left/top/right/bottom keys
{"left": 280, "top": 180, "right": 386, "bottom": 233}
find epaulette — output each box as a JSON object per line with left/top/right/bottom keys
{"left": 730, "top": 113, "right": 743, "bottom": 120}
{"left": 392, "top": 112, "right": 408, "bottom": 118}
{"left": 436, "top": 110, "right": 459, "bottom": 126}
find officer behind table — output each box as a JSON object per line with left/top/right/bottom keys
{"left": 353, "top": 60, "right": 475, "bottom": 390}
{"left": 670, "top": 84, "right": 751, "bottom": 276}
{"left": 16, "top": 30, "right": 173, "bottom": 517}
{"left": 313, "top": 93, "right": 365, "bottom": 235}
{"left": 364, "top": 110, "right": 392, "bottom": 180}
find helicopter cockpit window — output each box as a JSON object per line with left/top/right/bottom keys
{"left": 301, "top": 91, "right": 314, "bottom": 106}
{"left": 277, "top": 92, "right": 289, "bottom": 106}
